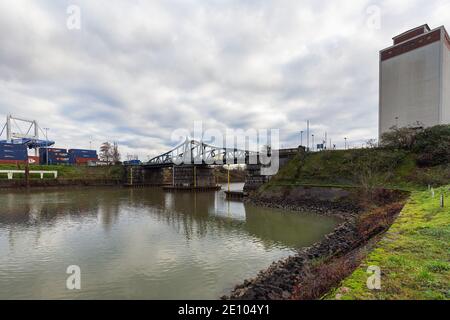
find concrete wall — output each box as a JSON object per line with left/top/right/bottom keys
{"left": 380, "top": 42, "right": 441, "bottom": 135}
{"left": 442, "top": 41, "right": 450, "bottom": 124}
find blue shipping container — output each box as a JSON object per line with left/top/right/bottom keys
{"left": 69, "top": 149, "right": 97, "bottom": 154}
{"left": 40, "top": 148, "right": 67, "bottom": 155}
{"left": 40, "top": 148, "right": 70, "bottom": 165}
{"left": 0, "top": 143, "right": 28, "bottom": 160}
{"left": 124, "top": 160, "right": 141, "bottom": 165}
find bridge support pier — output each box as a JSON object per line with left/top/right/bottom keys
{"left": 172, "top": 165, "right": 216, "bottom": 187}
{"left": 244, "top": 164, "right": 270, "bottom": 192}
{"left": 143, "top": 167, "right": 166, "bottom": 185}
{"left": 124, "top": 166, "right": 166, "bottom": 186}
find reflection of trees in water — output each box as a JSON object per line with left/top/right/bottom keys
{"left": 126, "top": 190, "right": 242, "bottom": 241}
{"left": 0, "top": 190, "right": 98, "bottom": 226}
{"left": 0, "top": 188, "right": 337, "bottom": 251}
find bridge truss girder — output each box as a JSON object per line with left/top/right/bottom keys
{"left": 147, "top": 139, "right": 263, "bottom": 167}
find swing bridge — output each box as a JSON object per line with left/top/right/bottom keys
{"left": 125, "top": 139, "right": 299, "bottom": 191}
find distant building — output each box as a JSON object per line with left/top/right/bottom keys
{"left": 379, "top": 24, "right": 450, "bottom": 137}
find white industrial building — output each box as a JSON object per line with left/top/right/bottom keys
{"left": 379, "top": 24, "right": 450, "bottom": 136}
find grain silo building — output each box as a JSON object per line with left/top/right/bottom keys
{"left": 379, "top": 24, "right": 450, "bottom": 136}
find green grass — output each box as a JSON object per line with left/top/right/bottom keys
{"left": 325, "top": 185, "right": 450, "bottom": 300}
{"left": 262, "top": 149, "right": 449, "bottom": 300}
{"left": 0, "top": 164, "right": 124, "bottom": 180}
{"left": 265, "top": 149, "right": 449, "bottom": 192}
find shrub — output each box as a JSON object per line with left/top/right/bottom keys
{"left": 413, "top": 125, "right": 450, "bottom": 166}
{"left": 380, "top": 124, "right": 423, "bottom": 150}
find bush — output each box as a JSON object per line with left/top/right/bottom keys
{"left": 413, "top": 125, "right": 450, "bottom": 166}
{"left": 381, "top": 124, "right": 450, "bottom": 167}
{"left": 380, "top": 124, "right": 423, "bottom": 150}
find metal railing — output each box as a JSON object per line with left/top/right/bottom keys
{"left": 0, "top": 170, "right": 58, "bottom": 180}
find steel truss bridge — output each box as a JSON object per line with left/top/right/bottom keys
{"left": 146, "top": 139, "right": 270, "bottom": 167}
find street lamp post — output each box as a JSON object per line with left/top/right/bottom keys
{"left": 312, "top": 134, "right": 315, "bottom": 151}
{"left": 344, "top": 137, "right": 347, "bottom": 150}
{"left": 395, "top": 117, "right": 399, "bottom": 128}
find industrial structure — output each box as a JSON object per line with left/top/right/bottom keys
{"left": 379, "top": 24, "right": 450, "bottom": 136}
{"left": 0, "top": 114, "right": 98, "bottom": 165}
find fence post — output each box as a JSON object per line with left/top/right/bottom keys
{"left": 440, "top": 193, "right": 444, "bottom": 208}
{"left": 25, "top": 162, "right": 30, "bottom": 188}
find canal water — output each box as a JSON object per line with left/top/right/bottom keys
{"left": 0, "top": 184, "right": 339, "bottom": 299}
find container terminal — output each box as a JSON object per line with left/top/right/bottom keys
{"left": 0, "top": 114, "right": 98, "bottom": 166}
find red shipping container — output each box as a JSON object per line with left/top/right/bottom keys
{"left": 0, "top": 160, "right": 27, "bottom": 165}
{"left": 75, "top": 157, "right": 98, "bottom": 165}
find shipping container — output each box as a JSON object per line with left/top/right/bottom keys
{"left": 68, "top": 149, "right": 97, "bottom": 156}
{"left": 0, "top": 143, "right": 28, "bottom": 162}
{"left": 69, "top": 149, "right": 97, "bottom": 153}
{"left": 73, "top": 157, "right": 98, "bottom": 165}
{"left": 0, "top": 160, "right": 27, "bottom": 165}
{"left": 0, "top": 153, "right": 28, "bottom": 160}
{"left": 124, "top": 160, "right": 141, "bottom": 165}
{"left": 39, "top": 148, "right": 67, "bottom": 155}
{"left": 68, "top": 149, "right": 98, "bottom": 165}
{"left": 39, "top": 148, "right": 70, "bottom": 165}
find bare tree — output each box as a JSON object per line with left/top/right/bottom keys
{"left": 100, "top": 142, "right": 112, "bottom": 162}
{"left": 380, "top": 123, "right": 424, "bottom": 150}
{"left": 366, "top": 139, "right": 378, "bottom": 149}
{"left": 111, "top": 142, "right": 121, "bottom": 164}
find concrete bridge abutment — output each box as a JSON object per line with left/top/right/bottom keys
{"left": 172, "top": 165, "right": 216, "bottom": 187}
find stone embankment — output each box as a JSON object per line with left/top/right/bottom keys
{"left": 224, "top": 185, "right": 407, "bottom": 300}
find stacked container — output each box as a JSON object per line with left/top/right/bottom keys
{"left": 124, "top": 160, "right": 141, "bottom": 166}
{"left": 68, "top": 149, "right": 98, "bottom": 165}
{"left": 39, "top": 148, "right": 70, "bottom": 165}
{"left": 0, "top": 142, "right": 28, "bottom": 164}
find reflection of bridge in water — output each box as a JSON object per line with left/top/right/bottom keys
{"left": 125, "top": 139, "right": 300, "bottom": 192}
{"left": 0, "top": 187, "right": 336, "bottom": 250}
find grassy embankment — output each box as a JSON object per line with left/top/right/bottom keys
{"left": 259, "top": 147, "right": 449, "bottom": 300}
{"left": 263, "top": 148, "right": 449, "bottom": 192}
{"left": 0, "top": 163, "right": 124, "bottom": 181}
{"left": 327, "top": 185, "right": 449, "bottom": 300}
{"left": 0, "top": 164, "right": 245, "bottom": 183}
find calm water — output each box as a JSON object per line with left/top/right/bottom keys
{"left": 0, "top": 184, "right": 339, "bottom": 299}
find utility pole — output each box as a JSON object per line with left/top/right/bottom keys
{"left": 344, "top": 137, "right": 348, "bottom": 150}
{"left": 312, "top": 134, "right": 315, "bottom": 151}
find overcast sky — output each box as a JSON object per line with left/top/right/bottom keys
{"left": 1, "top": 0, "right": 450, "bottom": 159}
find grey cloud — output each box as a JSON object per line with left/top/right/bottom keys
{"left": 1, "top": 0, "right": 449, "bottom": 158}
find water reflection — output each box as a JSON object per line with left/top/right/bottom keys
{"left": 0, "top": 185, "right": 339, "bottom": 299}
